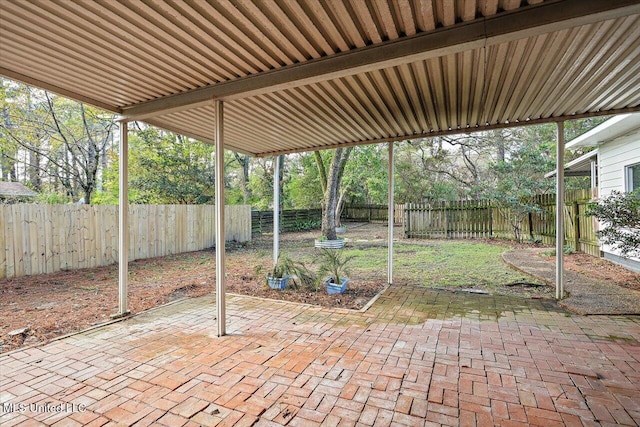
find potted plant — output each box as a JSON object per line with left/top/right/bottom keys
{"left": 315, "top": 248, "right": 354, "bottom": 294}
{"left": 266, "top": 254, "right": 317, "bottom": 290}
{"left": 266, "top": 256, "right": 291, "bottom": 290}
{"left": 335, "top": 224, "right": 347, "bottom": 233}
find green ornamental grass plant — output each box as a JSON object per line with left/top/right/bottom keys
{"left": 315, "top": 248, "right": 354, "bottom": 284}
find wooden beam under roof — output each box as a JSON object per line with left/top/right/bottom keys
{"left": 122, "top": 0, "right": 640, "bottom": 120}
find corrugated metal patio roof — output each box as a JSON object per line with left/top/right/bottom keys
{"left": 2, "top": 0, "right": 640, "bottom": 156}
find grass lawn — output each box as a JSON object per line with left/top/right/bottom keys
{"left": 248, "top": 225, "right": 549, "bottom": 297}
{"left": 344, "top": 240, "right": 544, "bottom": 290}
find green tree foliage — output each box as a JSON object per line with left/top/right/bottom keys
{"left": 286, "top": 153, "right": 324, "bottom": 209}
{"left": 285, "top": 146, "right": 389, "bottom": 210}
{"left": 341, "top": 145, "right": 388, "bottom": 205}
{"left": 96, "top": 126, "right": 258, "bottom": 205}
{"left": 395, "top": 138, "right": 472, "bottom": 202}
{"left": 588, "top": 190, "right": 640, "bottom": 257}
{"left": 485, "top": 139, "right": 555, "bottom": 241}
{"left": 246, "top": 157, "right": 279, "bottom": 210}
{"left": 103, "top": 127, "right": 218, "bottom": 204}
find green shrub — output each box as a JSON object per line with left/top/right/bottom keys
{"left": 587, "top": 190, "right": 640, "bottom": 258}
{"left": 544, "top": 245, "right": 575, "bottom": 256}
{"left": 287, "top": 219, "right": 321, "bottom": 232}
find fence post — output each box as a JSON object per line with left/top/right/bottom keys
{"left": 404, "top": 203, "right": 408, "bottom": 238}
{"left": 573, "top": 201, "right": 580, "bottom": 251}
{"left": 489, "top": 205, "right": 493, "bottom": 237}
{"left": 444, "top": 201, "right": 449, "bottom": 239}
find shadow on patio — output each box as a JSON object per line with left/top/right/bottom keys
{"left": 1, "top": 287, "right": 639, "bottom": 426}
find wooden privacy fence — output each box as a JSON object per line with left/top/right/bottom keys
{"left": 342, "top": 204, "right": 404, "bottom": 224}
{"left": 528, "top": 189, "right": 600, "bottom": 256}
{"left": 252, "top": 208, "right": 321, "bottom": 234}
{"left": 251, "top": 204, "right": 405, "bottom": 235}
{"left": 403, "top": 189, "right": 600, "bottom": 256}
{"left": 0, "top": 204, "right": 251, "bottom": 279}
{"left": 405, "top": 200, "right": 493, "bottom": 239}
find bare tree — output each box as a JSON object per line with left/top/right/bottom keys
{"left": 0, "top": 83, "right": 116, "bottom": 203}
{"left": 0, "top": 102, "right": 18, "bottom": 181}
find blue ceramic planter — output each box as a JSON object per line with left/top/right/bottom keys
{"left": 267, "top": 276, "right": 289, "bottom": 290}
{"left": 325, "top": 277, "right": 349, "bottom": 294}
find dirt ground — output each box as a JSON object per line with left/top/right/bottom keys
{"left": 482, "top": 238, "right": 640, "bottom": 292}
{"left": 540, "top": 251, "right": 640, "bottom": 292}
{"left": 1, "top": 227, "right": 638, "bottom": 354}
{"left": 0, "top": 231, "right": 386, "bottom": 354}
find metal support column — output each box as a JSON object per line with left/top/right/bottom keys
{"left": 116, "top": 118, "right": 130, "bottom": 318}
{"left": 215, "top": 100, "right": 226, "bottom": 336}
{"left": 556, "top": 121, "right": 565, "bottom": 300}
{"left": 388, "top": 142, "right": 394, "bottom": 285}
{"left": 273, "top": 155, "right": 280, "bottom": 267}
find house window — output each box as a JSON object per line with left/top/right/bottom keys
{"left": 627, "top": 163, "right": 640, "bottom": 192}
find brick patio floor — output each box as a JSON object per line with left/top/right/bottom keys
{"left": 1, "top": 286, "right": 639, "bottom": 426}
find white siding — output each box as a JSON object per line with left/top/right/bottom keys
{"left": 598, "top": 130, "right": 640, "bottom": 197}
{"left": 597, "top": 130, "right": 640, "bottom": 268}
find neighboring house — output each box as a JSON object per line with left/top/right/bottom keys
{"left": 559, "top": 113, "right": 640, "bottom": 272}
{"left": 0, "top": 182, "right": 38, "bottom": 203}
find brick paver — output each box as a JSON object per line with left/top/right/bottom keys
{"left": 1, "top": 287, "right": 639, "bottom": 426}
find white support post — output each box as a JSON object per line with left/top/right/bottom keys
{"left": 388, "top": 142, "right": 394, "bottom": 285}
{"left": 273, "top": 155, "right": 280, "bottom": 267}
{"left": 116, "top": 119, "right": 129, "bottom": 318}
{"left": 556, "top": 121, "right": 565, "bottom": 300}
{"left": 215, "top": 100, "right": 226, "bottom": 336}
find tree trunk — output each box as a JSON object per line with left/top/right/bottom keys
{"left": 315, "top": 148, "right": 354, "bottom": 240}
{"left": 496, "top": 130, "right": 506, "bottom": 162}
{"left": 321, "top": 149, "right": 344, "bottom": 240}
{"left": 83, "top": 188, "right": 92, "bottom": 205}
{"left": 28, "top": 149, "right": 41, "bottom": 191}
{"left": 336, "top": 190, "right": 346, "bottom": 226}
{"left": 234, "top": 153, "right": 252, "bottom": 204}
{"left": 0, "top": 107, "right": 18, "bottom": 181}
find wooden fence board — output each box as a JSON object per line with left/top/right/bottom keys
{"left": 251, "top": 208, "right": 321, "bottom": 234}
{"left": 0, "top": 204, "right": 251, "bottom": 279}
{"left": 16, "top": 205, "right": 24, "bottom": 275}
{"left": 404, "top": 200, "right": 493, "bottom": 239}
{"left": 5, "top": 206, "right": 15, "bottom": 277}
{"left": 0, "top": 203, "right": 5, "bottom": 279}
{"left": 402, "top": 190, "right": 599, "bottom": 253}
